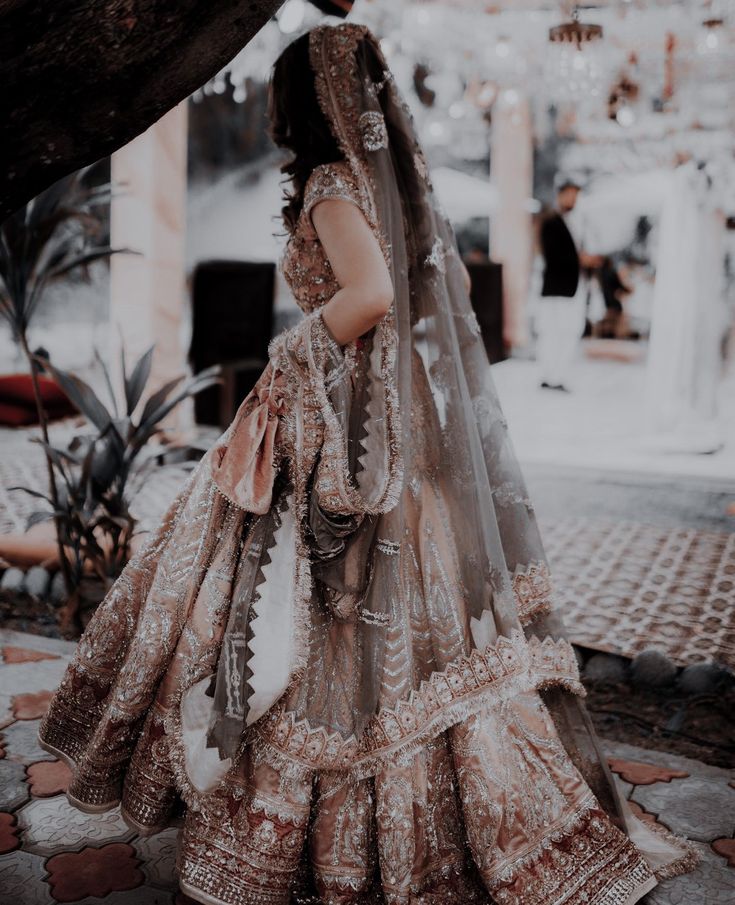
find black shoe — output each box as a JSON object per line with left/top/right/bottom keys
{"left": 540, "top": 382, "right": 570, "bottom": 393}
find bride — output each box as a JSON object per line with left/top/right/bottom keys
{"left": 40, "top": 23, "right": 695, "bottom": 905}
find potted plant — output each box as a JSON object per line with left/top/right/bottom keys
{"left": 0, "top": 166, "right": 125, "bottom": 595}
{"left": 14, "top": 347, "right": 219, "bottom": 630}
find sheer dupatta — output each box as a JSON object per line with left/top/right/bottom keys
{"left": 209, "top": 27, "right": 693, "bottom": 880}
{"left": 280, "top": 22, "right": 692, "bottom": 885}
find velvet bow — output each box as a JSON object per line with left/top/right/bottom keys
{"left": 210, "top": 375, "right": 282, "bottom": 515}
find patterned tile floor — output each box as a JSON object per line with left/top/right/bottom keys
{"left": 0, "top": 629, "right": 733, "bottom": 905}
{"left": 542, "top": 516, "right": 735, "bottom": 668}
{"left": 0, "top": 422, "right": 203, "bottom": 537}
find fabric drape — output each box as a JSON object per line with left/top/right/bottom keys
{"left": 39, "top": 23, "right": 696, "bottom": 905}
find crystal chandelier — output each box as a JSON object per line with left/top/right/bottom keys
{"left": 692, "top": 3, "right": 734, "bottom": 128}
{"left": 696, "top": 10, "right": 729, "bottom": 59}
{"left": 546, "top": 5, "right": 605, "bottom": 112}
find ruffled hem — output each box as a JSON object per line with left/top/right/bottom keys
{"left": 644, "top": 819, "right": 702, "bottom": 882}
{"left": 38, "top": 734, "right": 177, "bottom": 837}
{"left": 40, "top": 692, "right": 693, "bottom": 905}
{"left": 161, "top": 629, "right": 583, "bottom": 810}
{"left": 484, "top": 798, "right": 658, "bottom": 905}
{"left": 253, "top": 631, "right": 582, "bottom": 779}
{"left": 174, "top": 788, "right": 662, "bottom": 905}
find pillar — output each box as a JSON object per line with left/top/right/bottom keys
{"left": 490, "top": 88, "right": 534, "bottom": 349}
{"left": 109, "top": 102, "right": 188, "bottom": 413}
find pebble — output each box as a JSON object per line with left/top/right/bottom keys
{"left": 24, "top": 566, "right": 50, "bottom": 599}
{"left": 677, "top": 662, "right": 732, "bottom": 695}
{"left": 583, "top": 652, "right": 629, "bottom": 684}
{"left": 630, "top": 648, "right": 678, "bottom": 688}
{"left": 0, "top": 567, "right": 25, "bottom": 592}
{"left": 48, "top": 571, "right": 68, "bottom": 607}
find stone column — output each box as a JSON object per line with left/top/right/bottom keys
{"left": 109, "top": 102, "right": 188, "bottom": 409}
{"left": 490, "top": 88, "right": 534, "bottom": 349}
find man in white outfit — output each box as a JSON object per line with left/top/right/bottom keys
{"left": 537, "top": 178, "right": 599, "bottom": 392}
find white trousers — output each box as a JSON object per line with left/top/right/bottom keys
{"left": 535, "top": 295, "right": 586, "bottom": 387}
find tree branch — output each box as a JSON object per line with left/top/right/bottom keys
{"left": 0, "top": 0, "right": 284, "bottom": 219}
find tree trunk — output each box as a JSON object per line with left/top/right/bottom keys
{"left": 0, "top": 0, "right": 283, "bottom": 219}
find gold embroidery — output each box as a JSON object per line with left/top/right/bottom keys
{"left": 513, "top": 561, "right": 555, "bottom": 624}
{"left": 254, "top": 631, "right": 583, "bottom": 777}
{"left": 359, "top": 110, "right": 389, "bottom": 151}
{"left": 281, "top": 160, "right": 379, "bottom": 313}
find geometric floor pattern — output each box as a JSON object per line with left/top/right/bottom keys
{"left": 543, "top": 517, "right": 735, "bottom": 668}
{"left": 0, "top": 424, "right": 195, "bottom": 536}
{"left": 0, "top": 631, "right": 187, "bottom": 905}
{"left": 0, "top": 424, "right": 82, "bottom": 535}
{"left": 1, "top": 629, "right": 734, "bottom": 904}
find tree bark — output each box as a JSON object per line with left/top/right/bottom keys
{"left": 0, "top": 0, "right": 283, "bottom": 219}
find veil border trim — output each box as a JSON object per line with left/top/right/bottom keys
{"left": 305, "top": 30, "right": 405, "bottom": 514}
{"left": 250, "top": 630, "right": 583, "bottom": 779}
{"left": 309, "top": 24, "right": 371, "bottom": 174}
{"left": 514, "top": 560, "right": 554, "bottom": 624}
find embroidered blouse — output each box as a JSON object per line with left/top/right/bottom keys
{"left": 281, "top": 160, "right": 377, "bottom": 313}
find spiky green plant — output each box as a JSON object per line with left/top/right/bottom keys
{"left": 13, "top": 346, "right": 220, "bottom": 629}
{"left": 0, "top": 167, "right": 118, "bottom": 341}
{"left": 0, "top": 167, "right": 127, "bottom": 595}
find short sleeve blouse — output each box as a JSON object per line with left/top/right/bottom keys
{"left": 281, "top": 160, "right": 377, "bottom": 313}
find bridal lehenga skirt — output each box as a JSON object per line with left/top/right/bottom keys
{"left": 39, "top": 458, "right": 695, "bottom": 905}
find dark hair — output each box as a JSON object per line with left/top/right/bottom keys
{"left": 268, "top": 32, "right": 343, "bottom": 233}
{"left": 557, "top": 179, "right": 581, "bottom": 193}
{"left": 269, "top": 30, "right": 430, "bottom": 264}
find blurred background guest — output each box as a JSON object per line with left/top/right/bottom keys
{"left": 536, "top": 177, "right": 601, "bottom": 391}
{"left": 594, "top": 254, "right": 635, "bottom": 339}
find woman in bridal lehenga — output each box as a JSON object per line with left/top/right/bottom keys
{"left": 40, "top": 23, "right": 696, "bottom": 905}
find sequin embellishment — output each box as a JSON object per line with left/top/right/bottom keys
{"left": 359, "top": 110, "right": 389, "bottom": 151}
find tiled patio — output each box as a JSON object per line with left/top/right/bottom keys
{"left": 0, "top": 629, "right": 733, "bottom": 904}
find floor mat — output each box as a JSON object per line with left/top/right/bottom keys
{"left": 542, "top": 517, "right": 735, "bottom": 668}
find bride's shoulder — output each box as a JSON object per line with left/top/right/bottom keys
{"left": 308, "top": 158, "right": 351, "bottom": 179}
{"left": 300, "top": 160, "right": 372, "bottom": 238}
{"left": 303, "top": 159, "right": 371, "bottom": 231}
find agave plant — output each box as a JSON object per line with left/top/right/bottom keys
{"left": 13, "top": 346, "right": 219, "bottom": 629}
{"left": 0, "top": 166, "right": 128, "bottom": 593}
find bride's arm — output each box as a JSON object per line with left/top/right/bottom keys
{"left": 311, "top": 199, "right": 394, "bottom": 346}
